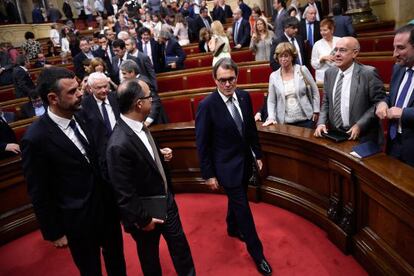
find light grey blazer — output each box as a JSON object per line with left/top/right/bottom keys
{"left": 317, "top": 62, "right": 386, "bottom": 143}
{"left": 267, "top": 64, "right": 320, "bottom": 123}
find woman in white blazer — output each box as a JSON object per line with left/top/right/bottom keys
{"left": 263, "top": 42, "right": 320, "bottom": 128}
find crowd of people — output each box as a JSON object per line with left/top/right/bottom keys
{"left": 1, "top": 0, "right": 414, "bottom": 275}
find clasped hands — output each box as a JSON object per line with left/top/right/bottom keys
{"left": 375, "top": 102, "right": 402, "bottom": 120}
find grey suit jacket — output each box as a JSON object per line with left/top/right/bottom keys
{"left": 273, "top": 8, "right": 288, "bottom": 39}
{"left": 318, "top": 62, "right": 386, "bottom": 143}
{"left": 267, "top": 64, "right": 320, "bottom": 123}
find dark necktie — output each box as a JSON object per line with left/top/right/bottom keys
{"left": 143, "top": 42, "right": 148, "bottom": 55}
{"left": 333, "top": 73, "right": 344, "bottom": 129}
{"left": 307, "top": 23, "right": 313, "bottom": 46}
{"left": 142, "top": 126, "right": 168, "bottom": 193}
{"left": 69, "top": 119, "right": 91, "bottom": 158}
{"left": 228, "top": 97, "right": 243, "bottom": 135}
{"left": 390, "top": 69, "right": 413, "bottom": 139}
{"left": 101, "top": 101, "right": 112, "bottom": 136}
{"left": 234, "top": 21, "right": 240, "bottom": 44}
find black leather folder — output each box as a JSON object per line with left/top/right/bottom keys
{"left": 322, "top": 129, "right": 350, "bottom": 142}
{"left": 139, "top": 195, "right": 168, "bottom": 220}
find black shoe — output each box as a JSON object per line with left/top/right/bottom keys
{"left": 256, "top": 259, "right": 272, "bottom": 275}
{"left": 227, "top": 229, "right": 245, "bottom": 241}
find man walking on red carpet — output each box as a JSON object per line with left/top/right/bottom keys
{"left": 195, "top": 58, "right": 272, "bottom": 275}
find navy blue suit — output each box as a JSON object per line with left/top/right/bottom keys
{"left": 137, "top": 39, "right": 163, "bottom": 73}
{"left": 333, "top": 15, "right": 355, "bottom": 37}
{"left": 269, "top": 34, "right": 306, "bottom": 71}
{"left": 160, "top": 38, "right": 186, "bottom": 72}
{"left": 385, "top": 64, "right": 414, "bottom": 166}
{"left": 0, "top": 112, "right": 17, "bottom": 159}
{"left": 195, "top": 89, "right": 265, "bottom": 263}
{"left": 232, "top": 18, "right": 251, "bottom": 48}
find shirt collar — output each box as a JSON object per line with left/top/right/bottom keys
{"left": 93, "top": 94, "right": 109, "bottom": 105}
{"left": 48, "top": 107, "right": 73, "bottom": 130}
{"left": 339, "top": 62, "right": 355, "bottom": 75}
{"left": 20, "top": 66, "right": 28, "bottom": 72}
{"left": 217, "top": 89, "right": 237, "bottom": 103}
{"left": 120, "top": 114, "right": 144, "bottom": 133}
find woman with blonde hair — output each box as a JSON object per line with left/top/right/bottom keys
{"left": 208, "top": 20, "right": 231, "bottom": 66}
{"left": 89, "top": 57, "right": 118, "bottom": 90}
{"left": 173, "top": 13, "right": 190, "bottom": 46}
{"left": 263, "top": 42, "right": 320, "bottom": 128}
{"left": 249, "top": 18, "right": 274, "bottom": 61}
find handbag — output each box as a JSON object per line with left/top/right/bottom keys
{"left": 213, "top": 36, "right": 225, "bottom": 57}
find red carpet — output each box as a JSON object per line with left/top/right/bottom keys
{"left": 0, "top": 194, "right": 367, "bottom": 275}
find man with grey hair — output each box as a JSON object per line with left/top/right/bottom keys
{"left": 232, "top": 8, "right": 251, "bottom": 49}
{"left": 117, "top": 30, "right": 130, "bottom": 41}
{"left": 195, "top": 58, "right": 272, "bottom": 275}
{"left": 158, "top": 30, "right": 186, "bottom": 71}
{"left": 120, "top": 60, "right": 168, "bottom": 126}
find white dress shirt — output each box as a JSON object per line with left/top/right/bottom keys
{"left": 141, "top": 40, "right": 153, "bottom": 64}
{"left": 332, "top": 62, "right": 355, "bottom": 128}
{"left": 93, "top": 94, "right": 116, "bottom": 130}
{"left": 120, "top": 114, "right": 155, "bottom": 159}
{"left": 285, "top": 33, "right": 303, "bottom": 65}
{"left": 218, "top": 90, "right": 243, "bottom": 122}
{"left": 48, "top": 107, "right": 89, "bottom": 161}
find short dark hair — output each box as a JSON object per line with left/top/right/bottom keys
{"left": 200, "top": 6, "right": 208, "bottom": 13}
{"left": 97, "top": 33, "right": 107, "bottom": 40}
{"left": 79, "top": 36, "right": 90, "bottom": 43}
{"left": 117, "top": 80, "right": 144, "bottom": 114}
{"left": 138, "top": 26, "right": 151, "bottom": 36}
{"left": 25, "top": 31, "right": 35, "bottom": 40}
{"left": 28, "top": 89, "right": 40, "bottom": 100}
{"left": 15, "top": 55, "right": 27, "bottom": 66}
{"left": 36, "top": 67, "right": 75, "bottom": 104}
{"left": 277, "top": 0, "right": 287, "bottom": 9}
{"left": 332, "top": 4, "right": 342, "bottom": 16}
{"left": 395, "top": 24, "right": 414, "bottom": 46}
{"left": 283, "top": 16, "right": 300, "bottom": 29}
{"left": 112, "top": 39, "right": 126, "bottom": 49}
{"left": 212, "top": 58, "right": 238, "bottom": 79}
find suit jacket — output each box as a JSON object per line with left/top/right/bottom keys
{"left": 194, "top": 15, "right": 212, "bottom": 36}
{"left": 20, "top": 102, "right": 46, "bottom": 119}
{"left": 232, "top": 18, "right": 251, "bottom": 47}
{"left": 195, "top": 89, "right": 262, "bottom": 188}
{"left": 106, "top": 118, "right": 170, "bottom": 231}
{"left": 21, "top": 113, "right": 113, "bottom": 241}
{"left": 269, "top": 34, "right": 306, "bottom": 71}
{"left": 94, "top": 45, "right": 115, "bottom": 75}
{"left": 273, "top": 8, "right": 288, "bottom": 39}
{"left": 137, "top": 39, "right": 163, "bottom": 73}
{"left": 299, "top": 20, "right": 321, "bottom": 46}
{"left": 0, "top": 114, "right": 17, "bottom": 159}
{"left": 333, "top": 15, "right": 355, "bottom": 37}
{"left": 385, "top": 64, "right": 414, "bottom": 166}
{"left": 212, "top": 4, "right": 233, "bottom": 24}
{"left": 73, "top": 51, "right": 93, "bottom": 80}
{"left": 318, "top": 62, "right": 386, "bottom": 143}
{"left": 160, "top": 38, "right": 187, "bottom": 72}
{"left": 12, "top": 66, "right": 35, "bottom": 98}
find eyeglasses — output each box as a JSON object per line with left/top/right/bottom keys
{"left": 332, "top": 47, "right": 357, "bottom": 54}
{"left": 217, "top": 77, "right": 237, "bottom": 85}
{"left": 138, "top": 95, "right": 152, "bottom": 101}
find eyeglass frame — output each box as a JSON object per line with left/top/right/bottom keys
{"left": 216, "top": 76, "right": 237, "bottom": 85}
{"left": 332, "top": 47, "right": 359, "bottom": 54}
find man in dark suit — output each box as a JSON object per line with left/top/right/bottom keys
{"left": 211, "top": 0, "right": 233, "bottom": 24}
{"left": 272, "top": 0, "right": 288, "bottom": 39}
{"left": 33, "top": 52, "right": 51, "bottom": 68}
{"left": 195, "top": 58, "right": 272, "bottom": 275}
{"left": 137, "top": 27, "right": 163, "bottom": 73}
{"left": 269, "top": 16, "right": 306, "bottom": 71}
{"left": 194, "top": 7, "right": 212, "bottom": 40}
{"left": 106, "top": 79, "right": 195, "bottom": 276}
{"left": 299, "top": 0, "right": 323, "bottom": 21}
{"left": 0, "top": 108, "right": 19, "bottom": 159}
{"left": 120, "top": 60, "right": 168, "bottom": 126}
{"left": 376, "top": 24, "right": 414, "bottom": 167}
{"left": 73, "top": 37, "right": 99, "bottom": 80}
{"left": 158, "top": 30, "right": 187, "bottom": 72}
{"left": 0, "top": 43, "right": 14, "bottom": 85}
{"left": 13, "top": 55, "right": 36, "bottom": 98}
{"left": 299, "top": 6, "right": 321, "bottom": 48}
{"left": 232, "top": 8, "right": 251, "bottom": 49}
{"left": 21, "top": 67, "right": 127, "bottom": 276}
{"left": 21, "top": 90, "right": 46, "bottom": 119}
{"left": 94, "top": 34, "right": 115, "bottom": 76}
{"left": 238, "top": 0, "right": 252, "bottom": 21}
{"left": 314, "top": 37, "right": 386, "bottom": 143}
{"left": 332, "top": 4, "right": 355, "bottom": 37}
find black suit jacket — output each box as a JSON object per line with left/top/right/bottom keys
{"left": 106, "top": 118, "right": 170, "bottom": 231}
{"left": 232, "top": 18, "right": 251, "bottom": 47}
{"left": 137, "top": 39, "right": 163, "bottom": 73}
{"left": 160, "top": 38, "right": 187, "bottom": 72}
{"left": 211, "top": 4, "right": 233, "bottom": 24}
{"left": 12, "top": 66, "right": 35, "bottom": 98}
{"left": 299, "top": 20, "right": 321, "bottom": 45}
{"left": 194, "top": 15, "right": 212, "bottom": 36}
{"left": 21, "top": 113, "right": 112, "bottom": 241}
{"left": 73, "top": 51, "right": 100, "bottom": 80}
{"left": 195, "top": 89, "right": 262, "bottom": 188}
{"left": 0, "top": 115, "right": 17, "bottom": 159}
{"left": 269, "top": 34, "right": 306, "bottom": 71}
{"left": 20, "top": 102, "right": 46, "bottom": 119}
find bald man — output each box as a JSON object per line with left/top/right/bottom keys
{"left": 232, "top": 8, "right": 251, "bottom": 49}
{"left": 314, "top": 37, "right": 386, "bottom": 144}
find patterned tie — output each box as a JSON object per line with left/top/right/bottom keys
{"left": 333, "top": 73, "right": 344, "bottom": 129}
{"left": 228, "top": 97, "right": 243, "bottom": 135}
{"left": 142, "top": 126, "right": 168, "bottom": 193}
{"left": 68, "top": 119, "right": 91, "bottom": 158}
{"left": 390, "top": 69, "right": 413, "bottom": 139}
{"left": 234, "top": 21, "right": 240, "bottom": 44}
{"left": 307, "top": 23, "right": 313, "bottom": 46}
{"left": 101, "top": 101, "right": 112, "bottom": 136}
{"left": 143, "top": 42, "right": 148, "bottom": 55}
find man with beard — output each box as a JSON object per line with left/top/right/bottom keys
{"left": 21, "top": 67, "right": 127, "bottom": 276}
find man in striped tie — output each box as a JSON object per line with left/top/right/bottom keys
{"left": 314, "top": 37, "right": 386, "bottom": 144}
{"left": 376, "top": 24, "right": 414, "bottom": 166}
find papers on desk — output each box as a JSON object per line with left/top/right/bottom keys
{"left": 350, "top": 141, "right": 381, "bottom": 159}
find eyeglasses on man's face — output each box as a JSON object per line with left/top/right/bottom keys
{"left": 332, "top": 47, "right": 357, "bottom": 54}
{"left": 217, "top": 76, "right": 237, "bottom": 85}
{"left": 138, "top": 95, "right": 152, "bottom": 101}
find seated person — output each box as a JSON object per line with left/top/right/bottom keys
{"left": 20, "top": 90, "right": 46, "bottom": 119}
{"left": 13, "top": 55, "right": 35, "bottom": 98}
{"left": 158, "top": 30, "right": 187, "bottom": 72}
{"left": 0, "top": 108, "right": 19, "bottom": 159}
{"left": 33, "top": 52, "right": 51, "bottom": 68}
{"left": 0, "top": 42, "right": 14, "bottom": 86}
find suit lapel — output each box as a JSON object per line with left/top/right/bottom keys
{"left": 108, "top": 93, "right": 120, "bottom": 120}
{"left": 212, "top": 90, "right": 242, "bottom": 137}
{"left": 391, "top": 67, "right": 407, "bottom": 105}
{"left": 348, "top": 63, "right": 361, "bottom": 115}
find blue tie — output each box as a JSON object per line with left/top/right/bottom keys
{"left": 390, "top": 69, "right": 413, "bottom": 139}
{"left": 101, "top": 102, "right": 112, "bottom": 136}
{"left": 307, "top": 23, "right": 313, "bottom": 46}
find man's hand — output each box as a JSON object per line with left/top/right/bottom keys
{"left": 206, "top": 177, "right": 219, "bottom": 191}
{"left": 314, "top": 124, "right": 327, "bottom": 137}
{"left": 5, "top": 143, "right": 20, "bottom": 154}
{"left": 160, "top": 147, "right": 173, "bottom": 162}
{"left": 254, "top": 112, "right": 262, "bottom": 122}
{"left": 346, "top": 124, "right": 360, "bottom": 140}
{"left": 387, "top": 107, "right": 403, "bottom": 119}
{"left": 142, "top": 218, "right": 165, "bottom": 231}
{"left": 0, "top": 68, "right": 4, "bottom": 74}
{"left": 52, "top": 235, "right": 68, "bottom": 248}
{"left": 256, "top": 159, "right": 263, "bottom": 171}
{"left": 170, "top": 62, "right": 177, "bottom": 69}
{"left": 262, "top": 119, "right": 276, "bottom": 126}
{"left": 375, "top": 101, "right": 388, "bottom": 119}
